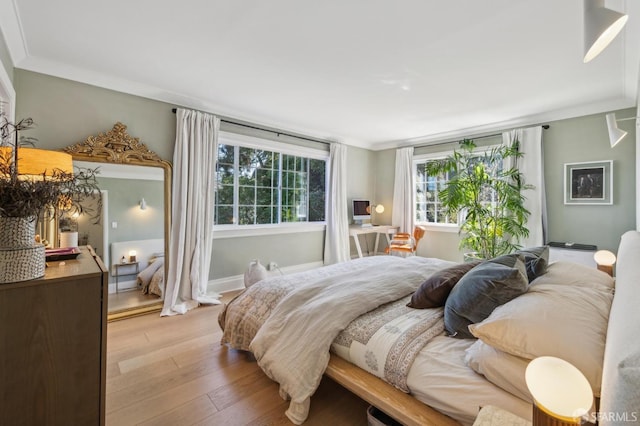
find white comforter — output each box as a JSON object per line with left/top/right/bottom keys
{"left": 248, "top": 255, "right": 452, "bottom": 424}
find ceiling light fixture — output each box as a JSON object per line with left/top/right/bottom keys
{"left": 583, "top": 0, "right": 628, "bottom": 63}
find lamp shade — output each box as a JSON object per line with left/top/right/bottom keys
{"left": 0, "top": 147, "right": 74, "bottom": 180}
{"left": 139, "top": 198, "right": 147, "bottom": 210}
{"left": 583, "top": 0, "right": 628, "bottom": 63}
{"left": 526, "top": 356, "right": 593, "bottom": 423}
{"left": 375, "top": 204, "right": 385, "bottom": 214}
{"left": 605, "top": 113, "right": 628, "bottom": 147}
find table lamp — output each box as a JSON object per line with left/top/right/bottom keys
{"left": 593, "top": 250, "right": 616, "bottom": 277}
{"left": 525, "top": 356, "right": 593, "bottom": 425}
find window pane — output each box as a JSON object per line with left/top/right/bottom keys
{"left": 216, "top": 206, "right": 234, "bottom": 225}
{"left": 308, "top": 159, "right": 325, "bottom": 222}
{"left": 238, "top": 206, "right": 256, "bottom": 225}
{"left": 217, "top": 184, "right": 234, "bottom": 205}
{"left": 256, "top": 206, "right": 274, "bottom": 224}
{"left": 239, "top": 186, "right": 255, "bottom": 204}
{"left": 256, "top": 187, "right": 272, "bottom": 205}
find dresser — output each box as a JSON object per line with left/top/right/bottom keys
{"left": 0, "top": 246, "right": 107, "bottom": 425}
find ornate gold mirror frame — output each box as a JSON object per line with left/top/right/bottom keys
{"left": 64, "top": 122, "right": 171, "bottom": 320}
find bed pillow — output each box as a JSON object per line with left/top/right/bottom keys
{"left": 516, "top": 246, "right": 549, "bottom": 282}
{"left": 465, "top": 339, "right": 532, "bottom": 402}
{"left": 444, "top": 255, "right": 528, "bottom": 339}
{"left": 469, "top": 282, "right": 613, "bottom": 396}
{"left": 407, "top": 261, "right": 481, "bottom": 309}
{"left": 531, "top": 260, "right": 614, "bottom": 290}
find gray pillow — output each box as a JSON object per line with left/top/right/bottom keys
{"left": 516, "top": 246, "right": 549, "bottom": 282}
{"left": 444, "top": 255, "right": 529, "bottom": 339}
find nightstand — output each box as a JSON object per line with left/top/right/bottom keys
{"left": 113, "top": 261, "right": 139, "bottom": 292}
{"left": 473, "top": 405, "right": 531, "bottom": 426}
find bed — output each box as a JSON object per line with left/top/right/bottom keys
{"left": 218, "top": 231, "right": 640, "bottom": 425}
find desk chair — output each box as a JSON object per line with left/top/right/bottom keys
{"left": 385, "top": 226, "right": 426, "bottom": 256}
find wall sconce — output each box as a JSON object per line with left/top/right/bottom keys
{"left": 139, "top": 198, "right": 147, "bottom": 210}
{"left": 129, "top": 250, "right": 137, "bottom": 262}
{"left": 526, "top": 356, "right": 593, "bottom": 426}
{"left": 583, "top": 0, "right": 628, "bottom": 63}
{"left": 605, "top": 113, "right": 637, "bottom": 147}
{"left": 594, "top": 249, "right": 616, "bottom": 276}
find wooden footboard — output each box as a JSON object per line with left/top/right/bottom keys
{"left": 325, "top": 354, "right": 461, "bottom": 426}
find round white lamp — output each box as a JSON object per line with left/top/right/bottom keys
{"left": 374, "top": 204, "right": 384, "bottom": 214}
{"left": 526, "top": 357, "right": 593, "bottom": 425}
{"left": 594, "top": 249, "right": 616, "bottom": 277}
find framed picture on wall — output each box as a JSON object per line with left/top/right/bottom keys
{"left": 564, "top": 160, "right": 613, "bottom": 205}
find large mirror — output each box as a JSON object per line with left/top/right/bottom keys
{"left": 63, "top": 123, "right": 171, "bottom": 320}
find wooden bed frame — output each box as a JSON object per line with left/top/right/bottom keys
{"left": 325, "top": 354, "right": 460, "bottom": 426}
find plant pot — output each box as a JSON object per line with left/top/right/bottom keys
{"left": 0, "top": 245, "right": 46, "bottom": 283}
{"left": 0, "top": 216, "right": 36, "bottom": 249}
{"left": 0, "top": 215, "right": 45, "bottom": 283}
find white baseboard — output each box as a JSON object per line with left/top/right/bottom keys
{"left": 207, "top": 261, "right": 324, "bottom": 295}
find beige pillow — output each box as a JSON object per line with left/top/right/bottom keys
{"left": 532, "top": 261, "right": 614, "bottom": 289}
{"left": 465, "top": 339, "right": 532, "bottom": 402}
{"left": 469, "top": 283, "right": 613, "bottom": 396}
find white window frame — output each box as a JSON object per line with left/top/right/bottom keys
{"left": 413, "top": 144, "right": 502, "bottom": 233}
{"left": 214, "top": 132, "right": 328, "bottom": 239}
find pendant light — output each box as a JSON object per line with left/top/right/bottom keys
{"left": 583, "top": 0, "right": 628, "bottom": 63}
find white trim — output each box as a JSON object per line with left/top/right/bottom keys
{"left": 208, "top": 260, "right": 324, "bottom": 294}
{"left": 213, "top": 222, "right": 325, "bottom": 239}
{"left": 219, "top": 131, "right": 329, "bottom": 160}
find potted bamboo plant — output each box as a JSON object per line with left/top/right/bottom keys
{"left": 426, "top": 138, "right": 532, "bottom": 259}
{"left": 0, "top": 112, "right": 101, "bottom": 283}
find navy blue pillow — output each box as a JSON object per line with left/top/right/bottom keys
{"left": 444, "top": 255, "right": 529, "bottom": 339}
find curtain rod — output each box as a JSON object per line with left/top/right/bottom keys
{"left": 171, "top": 108, "right": 330, "bottom": 146}
{"left": 413, "top": 125, "right": 550, "bottom": 149}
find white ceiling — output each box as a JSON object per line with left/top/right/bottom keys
{"left": 1, "top": 0, "right": 639, "bottom": 150}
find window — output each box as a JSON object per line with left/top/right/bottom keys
{"left": 415, "top": 159, "right": 457, "bottom": 224}
{"left": 215, "top": 134, "right": 327, "bottom": 226}
{"left": 414, "top": 150, "right": 503, "bottom": 225}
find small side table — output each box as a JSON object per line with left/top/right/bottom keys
{"left": 473, "top": 405, "right": 531, "bottom": 426}
{"left": 112, "top": 261, "right": 139, "bottom": 293}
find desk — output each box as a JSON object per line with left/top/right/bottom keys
{"left": 349, "top": 225, "right": 399, "bottom": 258}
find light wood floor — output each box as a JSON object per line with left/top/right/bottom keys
{"left": 108, "top": 288, "right": 162, "bottom": 314}
{"left": 106, "top": 293, "right": 370, "bottom": 425}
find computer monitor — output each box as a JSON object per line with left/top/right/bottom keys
{"left": 352, "top": 199, "right": 371, "bottom": 222}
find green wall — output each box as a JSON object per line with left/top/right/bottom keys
{"left": 544, "top": 108, "right": 636, "bottom": 252}
{"left": 14, "top": 70, "right": 374, "bottom": 280}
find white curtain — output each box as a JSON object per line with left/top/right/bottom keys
{"left": 162, "top": 108, "right": 221, "bottom": 316}
{"left": 391, "top": 147, "right": 415, "bottom": 233}
{"left": 323, "top": 143, "right": 350, "bottom": 264}
{"left": 502, "top": 126, "right": 546, "bottom": 247}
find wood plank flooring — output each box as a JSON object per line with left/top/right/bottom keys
{"left": 106, "top": 293, "right": 370, "bottom": 425}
